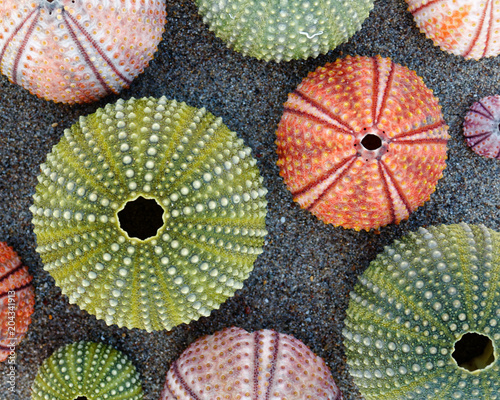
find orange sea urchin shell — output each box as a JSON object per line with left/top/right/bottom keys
{"left": 276, "top": 55, "right": 449, "bottom": 231}
{"left": 0, "top": 0, "right": 166, "bottom": 104}
{"left": 407, "top": 0, "right": 500, "bottom": 59}
{"left": 0, "top": 242, "right": 35, "bottom": 362}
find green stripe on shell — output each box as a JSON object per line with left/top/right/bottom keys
{"left": 31, "top": 341, "right": 143, "bottom": 400}
{"left": 30, "top": 97, "right": 268, "bottom": 331}
{"left": 343, "top": 223, "right": 500, "bottom": 400}
{"left": 195, "top": 0, "right": 374, "bottom": 62}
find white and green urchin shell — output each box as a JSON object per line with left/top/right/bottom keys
{"left": 31, "top": 341, "right": 143, "bottom": 400}
{"left": 343, "top": 224, "right": 500, "bottom": 400}
{"left": 194, "top": 0, "right": 374, "bottom": 62}
{"left": 30, "top": 97, "right": 268, "bottom": 332}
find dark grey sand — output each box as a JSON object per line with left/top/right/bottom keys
{"left": 1, "top": 0, "right": 500, "bottom": 399}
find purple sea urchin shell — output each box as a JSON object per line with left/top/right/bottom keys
{"left": 160, "top": 327, "right": 343, "bottom": 400}
{"left": 463, "top": 95, "right": 500, "bottom": 159}
{"left": 0, "top": 0, "right": 166, "bottom": 103}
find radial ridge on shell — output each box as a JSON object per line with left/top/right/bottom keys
{"left": 0, "top": 242, "right": 35, "bottom": 362}
{"left": 30, "top": 97, "right": 268, "bottom": 331}
{"left": 194, "top": 0, "right": 374, "bottom": 62}
{"left": 161, "top": 326, "right": 343, "bottom": 400}
{"left": 344, "top": 223, "right": 500, "bottom": 400}
{"left": 31, "top": 341, "right": 143, "bottom": 400}
{"left": 276, "top": 55, "right": 449, "bottom": 231}
{"left": 406, "top": 0, "right": 500, "bottom": 59}
{"left": 0, "top": 0, "right": 166, "bottom": 103}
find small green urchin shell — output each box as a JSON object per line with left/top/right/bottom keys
{"left": 194, "top": 0, "right": 375, "bottom": 62}
{"left": 30, "top": 97, "right": 268, "bottom": 331}
{"left": 343, "top": 224, "right": 500, "bottom": 400}
{"left": 31, "top": 341, "right": 143, "bottom": 400}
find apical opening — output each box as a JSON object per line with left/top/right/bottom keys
{"left": 118, "top": 196, "right": 164, "bottom": 240}
{"left": 360, "top": 134, "right": 382, "bottom": 151}
{"left": 452, "top": 332, "right": 495, "bottom": 372}
{"left": 74, "top": 397, "right": 88, "bottom": 400}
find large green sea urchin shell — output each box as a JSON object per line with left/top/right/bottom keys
{"left": 31, "top": 341, "right": 143, "bottom": 400}
{"left": 343, "top": 224, "right": 500, "bottom": 400}
{"left": 30, "top": 97, "right": 268, "bottom": 331}
{"left": 194, "top": 0, "right": 374, "bottom": 62}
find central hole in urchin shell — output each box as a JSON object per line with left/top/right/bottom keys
{"left": 74, "top": 397, "right": 88, "bottom": 400}
{"left": 360, "top": 133, "right": 383, "bottom": 151}
{"left": 452, "top": 332, "right": 495, "bottom": 371}
{"left": 118, "top": 196, "right": 164, "bottom": 240}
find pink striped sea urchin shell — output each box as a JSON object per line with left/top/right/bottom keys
{"left": 161, "top": 327, "right": 343, "bottom": 400}
{"left": 0, "top": 0, "right": 166, "bottom": 103}
{"left": 406, "top": 0, "right": 500, "bottom": 59}
{"left": 276, "top": 55, "right": 450, "bottom": 231}
{"left": 0, "top": 242, "right": 35, "bottom": 362}
{"left": 463, "top": 95, "right": 500, "bottom": 159}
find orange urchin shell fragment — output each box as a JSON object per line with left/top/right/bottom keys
{"left": 407, "top": 0, "right": 500, "bottom": 60}
{"left": 0, "top": 242, "right": 35, "bottom": 362}
{"left": 276, "top": 55, "right": 449, "bottom": 231}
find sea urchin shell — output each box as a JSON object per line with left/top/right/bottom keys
{"left": 463, "top": 95, "right": 500, "bottom": 159}
{"left": 160, "top": 326, "right": 343, "bottom": 400}
{"left": 406, "top": 0, "right": 500, "bottom": 59}
{"left": 31, "top": 341, "right": 143, "bottom": 400}
{"left": 0, "top": 242, "right": 35, "bottom": 362}
{"left": 343, "top": 223, "right": 500, "bottom": 400}
{"left": 30, "top": 97, "right": 268, "bottom": 331}
{"left": 194, "top": 0, "right": 374, "bottom": 62}
{"left": 0, "top": 0, "right": 166, "bottom": 103}
{"left": 276, "top": 55, "right": 449, "bottom": 231}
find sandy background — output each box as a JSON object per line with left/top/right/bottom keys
{"left": 1, "top": 0, "right": 500, "bottom": 399}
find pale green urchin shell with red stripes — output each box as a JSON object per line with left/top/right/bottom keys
{"left": 160, "top": 327, "right": 343, "bottom": 400}
{"left": 0, "top": 242, "right": 35, "bottom": 362}
{"left": 406, "top": 0, "right": 500, "bottom": 59}
{"left": 0, "top": 0, "right": 166, "bottom": 104}
{"left": 276, "top": 55, "right": 449, "bottom": 231}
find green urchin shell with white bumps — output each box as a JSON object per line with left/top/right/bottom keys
{"left": 31, "top": 341, "right": 143, "bottom": 400}
{"left": 343, "top": 224, "right": 499, "bottom": 400}
{"left": 194, "top": 0, "right": 374, "bottom": 62}
{"left": 30, "top": 97, "right": 268, "bottom": 332}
